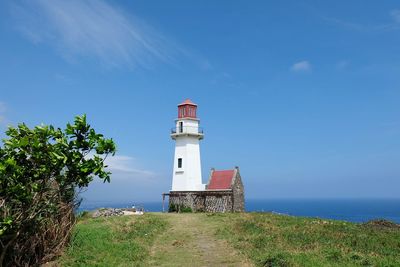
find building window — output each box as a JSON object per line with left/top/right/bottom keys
{"left": 178, "top": 158, "right": 182, "bottom": 168}
{"left": 179, "top": 121, "right": 183, "bottom": 133}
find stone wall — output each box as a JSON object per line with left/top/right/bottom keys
{"left": 167, "top": 167, "right": 245, "bottom": 213}
{"left": 232, "top": 171, "right": 245, "bottom": 212}
{"left": 168, "top": 191, "right": 233, "bottom": 212}
{"left": 204, "top": 193, "right": 232, "bottom": 212}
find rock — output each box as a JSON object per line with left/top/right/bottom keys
{"left": 363, "top": 219, "right": 400, "bottom": 229}
{"left": 91, "top": 208, "right": 125, "bottom": 218}
{"left": 123, "top": 210, "right": 135, "bottom": 215}
{"left": 92, "top": 210, "right": 101, "bottom": 218}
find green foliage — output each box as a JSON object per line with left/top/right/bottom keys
{"left": 60, "top": 214, "right": 167, "bottom": 266}
{"left": 168, "top": 203, "right": 192, "bottom": 213}
{"left": 76, "top": 211, "right": 90, "bottom": 221}
{"left": 180, "top": 206, "right": 193, "bottom": 213}
{"left": 0, "top": 115, "right": 116, "bottom": 266}
{"left": 168, "top": 203, "right": 177, "bottom": 212}
{"left": 262, "top": 252, "right": 291, "bottom": 267}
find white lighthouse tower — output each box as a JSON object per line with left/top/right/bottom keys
{"left": 171, "top": 99, "right": 205, "bottom": 191}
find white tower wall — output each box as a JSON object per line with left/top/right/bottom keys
{"left": 171, "top": 114, "right": 205, "bottom": 191}
{"left": 172, "top": 135, "right": 204, "bottom": 191}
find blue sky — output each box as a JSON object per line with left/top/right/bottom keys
{"left": 0, "top": 0, "right": 399, "bottom": 202}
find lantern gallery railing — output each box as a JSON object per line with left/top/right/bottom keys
{"left": 171, "top": 126, "right": 204, "bottom": 135}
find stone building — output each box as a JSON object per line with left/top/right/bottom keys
{"left": 163, "top": 99, "right": 245, "bottom": 212}
{"left": 166, "top": 167, "right": 245, "bottom": 212}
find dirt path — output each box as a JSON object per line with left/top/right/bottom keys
{"left": 147, "top": 213, "right": 253, "bottom": 267}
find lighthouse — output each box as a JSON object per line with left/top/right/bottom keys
{"left": 162, "top": 99, "right": 245, "bottom": 212}
{"left": 170, "top": 99, "right": 205, "bottom": 191}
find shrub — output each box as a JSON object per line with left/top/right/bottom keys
{"left": 0, "top": 115, "right": 116, "bottom": 266}
{"left": 180, "top": 206, "right": 193, "bottom": 213}
{"left": 168, "top": 204, "right": 192, "bottom": 213}
{"left": 262, "top": 252, "right": 291, "bottom": 267}
{"left": 76, "top": 210, "right": 90, "bottom": 220}
{"left": 168, "top": 203, "right": 177, "bottom": 212}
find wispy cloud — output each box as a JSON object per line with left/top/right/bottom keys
{"left": 291, "top": 60, "right": 311, "bottom": 73}
{"left": 82, "top": 154, "right": 167, "bottom": 202}
{"left": 336, "top": 60, "right": 349, "bottom": 70}
{"left": 323, "top": 17, "right": 389, "bottom": 32}
{"left": 390, "top": 9, "right": 400, "bottom": 23}
{"left": 382, "top": 121, "right": 400, "bottom": 136}
{"left": 10, "top": 0, "right": 178, "bottom": 68}
{"left": 0, "top": 102, "right": 7, "bottom": 125}
{"left": 322, "top": 9, "right": 400, "bottom": 33}
{"left": 105, "top": 155, "right": 155, "bottom": 178}
{"left": 0, "top": 102, "right": 6, "bottom": 113}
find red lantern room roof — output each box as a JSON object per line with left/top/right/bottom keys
{"left": 178, "top": 99, "right": 197, "bottom": 106}
{"left": 177, "top": 99, "right": 197, "bottom": 118}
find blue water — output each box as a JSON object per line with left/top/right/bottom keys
{"left": 79, "top": 199, "right": 400, "bottom": 223}
{"left": 245, "top": 199, "right": 400, "bottom": 223}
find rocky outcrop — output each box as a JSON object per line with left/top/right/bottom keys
{"left": 91, "top": 208, "right": 125, "bottom": 218}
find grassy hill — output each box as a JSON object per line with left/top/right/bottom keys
{"left": 59, "top": 213, "right": 400, "bottom": 266}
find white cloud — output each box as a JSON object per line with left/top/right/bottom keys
{"left": 291, "top": 60, "right": 311, "bottom": 72}
{"left": 105, "top": 155, "right": 155, "bottom": 177}
{"left": 82, "top": 154, "right": 168, "bottom": 202}
{"left": 84, "top": 153, "right": 156, "bottom": 180}
{"left": 336, "top": 60, "right": 349, "bottom": 70}
{"left": 10, "top": 0, "right": 177, "bottom": 68}
{"left": 322, "top": 9, "right": 400, "bottom": 33}
{"left": 0, "top": 102, "right": 6, "bottom": 113}
{"left": 0, "top": 102, "right": 7, "bottom": 125}
{"left": 391, "top": 9, "right": 400, "bottom": 23}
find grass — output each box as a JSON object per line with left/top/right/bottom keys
{"left": 59, "top": 213, "right": 400, "bottom": 267}
{"left": 59, "top": 214, "right": 167, "bottom": 266}
{"left": 209, "top": 213, "right": 400, "bottom": 267}
{"left": 146, "top": 213, "right": 252, "bottom": 266}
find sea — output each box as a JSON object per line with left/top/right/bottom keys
{"left": 79, "top": 198, "right": 400, "bottom": 224}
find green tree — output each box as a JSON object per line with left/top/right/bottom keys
{"left": 0, "top": 115, "right": 116, "bottom": 266}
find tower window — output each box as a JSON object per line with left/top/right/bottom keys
{"left": 178, "top": 158, "right": 182, "bottom": 168}
{"left": 179, "top": 121, "right": 183, "bottom": 133}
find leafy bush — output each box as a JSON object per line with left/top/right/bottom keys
{"left": 180, "top": 206, "right": 193, "bottom": 213}
{"left": 0, "top": 115, "right": 116, "bottom": 266}
{"left": 262, "top": 252, "right": 291, "bottom": 267}
{"left": 169, "top": 203, "right": 178, "bottom": 212}
{"left": 168, "top": 204, "right": 192, "bottom": 213}
{"left": 76, "top": 210, "right": 90, "bottom": 220}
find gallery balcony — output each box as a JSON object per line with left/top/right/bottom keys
{"left": 170, "top": 126, "right": 204, "bottom": 140}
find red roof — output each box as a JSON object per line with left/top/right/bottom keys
{"left": 207, "top": 170, "right": 235, "bottom": 190}
{"left": 178, "top": 98, "right": 197, "bottom": 106}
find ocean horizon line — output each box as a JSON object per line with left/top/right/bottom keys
{"left": 78, "top": 198, "right": 400, "bottom": 224}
